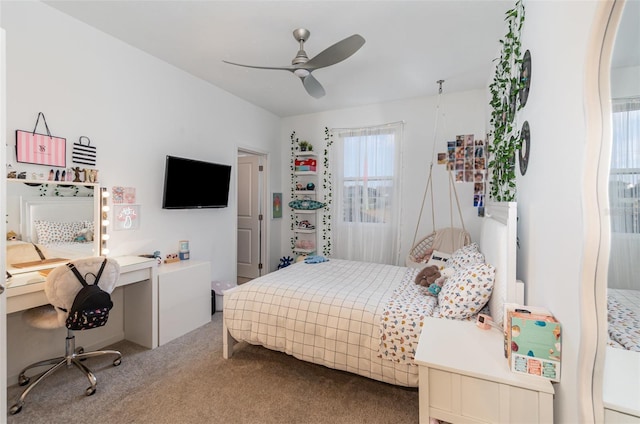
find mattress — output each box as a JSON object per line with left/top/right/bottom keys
{"left": 224, "top": 259, "right": 424, "bottom": 387}
{"left": 608, "top": 288, "right": 640, "bottom": 352}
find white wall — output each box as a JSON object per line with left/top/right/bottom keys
{"left": 612, "top": 65, "right": 640, "bottom": 98}
{"left": 1, "top": 1, "right": 283, "bottom": 285}
{"left": 280, "top": 90, "right": 489, "bottom": 263}
{"left": 515, "top": 1, "right": 599, "bottom": 422}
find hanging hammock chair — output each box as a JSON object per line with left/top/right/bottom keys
{"left": 406, "top": 81, "right": 471, "bottom": 269}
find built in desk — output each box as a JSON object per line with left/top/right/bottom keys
{"left": 5, "top": 256, "right": 158, "bottom": 371}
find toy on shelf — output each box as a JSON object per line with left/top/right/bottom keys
{"left": 164, "top": 253, "right": 180, "bottom": 264}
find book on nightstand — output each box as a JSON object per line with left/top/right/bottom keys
{"left": 503, "top": 303, "right": 561, "bottom": 382}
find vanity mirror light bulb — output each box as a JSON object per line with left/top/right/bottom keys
{"left": 101, "top": 190, "right": 110, "bottom": 198}
{"left": 101, "top": 248, "right": 110, "bottom": 255}
{"left": 102, "top": 205, "right": 110, "bottom": 212}
{"left": 102, "top": 219, "right": 110, "bottom": 226}
{"left": 102, "top": 234, "right": 110, "bottom": 240}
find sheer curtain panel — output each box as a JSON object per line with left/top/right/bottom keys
{"left": 330, "top": 122, "right": 403, "bottom": 264}
{"left": 609, "top": 98, "right": 640, "bottom": 289}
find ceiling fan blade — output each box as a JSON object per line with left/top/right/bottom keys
{"left": 222, "top": 60, "right": 295, "bottom": 72}
{"left": 302, "top": 74, "right": 325, "bottom": 98}
{"left": 305, "top": 34, "right": 365, "bottom": 70}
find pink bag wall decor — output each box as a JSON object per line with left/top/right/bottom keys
{"left": 15, "top": 112, "right": 66, "bottom": 167}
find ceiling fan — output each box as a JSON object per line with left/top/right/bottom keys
{"left": 223, "top": 28, "right": 365, "bottom": 99}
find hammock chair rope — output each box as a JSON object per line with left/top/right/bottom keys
{"left": 407, "top": 80, "right": 469, "bottom": 267}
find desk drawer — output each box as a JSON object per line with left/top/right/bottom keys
{"left": 117, "top": 268, "right": 151, "bottom": 286}
{"left": 7, "top": 291, "right": 48, "bottom": 314}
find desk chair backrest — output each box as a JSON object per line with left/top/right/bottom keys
{"left": 44, "top": 256, "right": 120, "bottom": 328}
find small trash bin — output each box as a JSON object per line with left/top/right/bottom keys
{"left": 211, "top": 281, "right": 237, "bottom": 313}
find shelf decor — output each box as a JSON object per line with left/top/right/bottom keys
{"left": 288, "top": 199, "right": 325, "bottom": 210}
{"left": 518, "top": 121, "right": 530, "bottom": 176}
{"left": 16, "top": 112, "right": 66, "bottom": 167}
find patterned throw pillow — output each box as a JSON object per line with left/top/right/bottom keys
{"left": 34, "top": 220, "right": 84, "bottom": 244}
{"left": 438, "top": 262, "right": 496, "bottom": 319}
{"left": 448, "top": 242, "right": 485, "bottom": 271}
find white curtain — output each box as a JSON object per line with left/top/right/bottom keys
{"left": 609, "top": 98, "right": 640, "bottom": 289}
{"left": 330, "top": 122, "right": 403, "bottom": 265}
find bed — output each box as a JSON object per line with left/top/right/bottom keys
{"left": 607, "top": 288, "right": 640, "bottom": 351}
{"left": 223, "top": 201, "right": 522, "bottom": 387}
{"left": 6, "top": 196, "right": 98, "bottom": 274}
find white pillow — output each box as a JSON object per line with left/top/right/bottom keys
{"left": 448, "top": 242, "right": 485, "bottom": 271}
{"left": 438, "top": 262, "right": 496, "bottom": 320}
{"left": 426, "top": 249, "right": 451, "bottom": 269}
{"left": 34, "top": 220, "right": 84, "bottom": 244}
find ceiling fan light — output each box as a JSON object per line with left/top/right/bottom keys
{"left": 294, "top": 69, "right": 310, "bottom": 78}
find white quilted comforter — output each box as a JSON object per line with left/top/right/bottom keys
{"left": 223, "top": 259, "right": 421, "bottom": 387}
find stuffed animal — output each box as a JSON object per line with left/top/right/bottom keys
{"left": 6, "top": 230, "right": 18, "bottom": 241}
{"left": 414, "top": 265, "right": 441, "bottom": 287}
{"left": 426, "top": 267, "right": 456, "bottom": 296}
{"left": 73, "top": 228, "right": 94, "bottom": 243}
{"left": 278, "top": 256, "right": 294, "bottom": 269}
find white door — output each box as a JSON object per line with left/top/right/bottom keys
{"left": 237, "top": 154, "right": 263, "bottom": 282}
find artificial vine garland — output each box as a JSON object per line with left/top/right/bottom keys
{"left": 289, "top": 131, "right": 298, "bottom": 251}
{"left": 38, "top": 183, "right": 81, "bottom": 197}
{"left": 322, "top": 127, "right": 333, "bottom": 257}
{"left": 488, "top": 0, "right": 525, "bottom": 201}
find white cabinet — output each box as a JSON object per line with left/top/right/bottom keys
{"left": 157, "top": 260, "right": 211, "bottom": 345}
{"left": 291, "top": 150, "right": 320, "bottom": 256}
{"left": 414, "top": 317, "right": 554, "bottom": 424}
{"left": 604, "top": 346, "right": 640, "bottom": 422}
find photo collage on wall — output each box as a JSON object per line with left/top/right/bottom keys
{"left": 437, "top": 134, "right": 486, "bottom": 208}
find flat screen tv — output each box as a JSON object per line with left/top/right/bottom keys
{"left": 162, "top": 155, "right": 231, "bottom": 209}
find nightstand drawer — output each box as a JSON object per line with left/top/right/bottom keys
{"left": 427, "top": 368, "right": 548, "bottom": 423}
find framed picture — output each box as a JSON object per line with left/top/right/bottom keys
{"left": 272, "top": 192, "right": 282, "bottom": 219}
{"left": 113, "top": 204, "right": 141, "bottom": 230}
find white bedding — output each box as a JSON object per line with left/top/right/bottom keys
{"left": 224, "top": 202, "right": 519, "bottom": 388}
{"left": 608, "top": 288, "right": 640, "bottom": 351}
{"left": 224, "top": 259, "right": 422, "bottom": 387}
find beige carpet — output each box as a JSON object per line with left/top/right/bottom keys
{"left": 6, "top": 313, "right": 419, "bottom": 423}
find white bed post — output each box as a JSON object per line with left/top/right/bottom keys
{"left": 222, "top": 320, "right": 237, "bottom": 359}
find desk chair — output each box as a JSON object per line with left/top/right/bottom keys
{"left": 9, "top": 257, "right": 122, "bottom": 415}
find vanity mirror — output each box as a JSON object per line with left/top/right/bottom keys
{"left": 597, "top": 0, "right": 640, "bottom": 420}
{"left": 5, "top": 179, "right": 101, "bottom": 275}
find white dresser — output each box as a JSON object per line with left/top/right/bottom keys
{"left": 157, "top": 260, "right": 211, "bottom": 345}
{"left": 414, "top": 317, "right": 554, "bottom": 424}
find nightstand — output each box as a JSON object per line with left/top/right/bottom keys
{"left": 414, "top": 317, "right": 554, "bottom": 423}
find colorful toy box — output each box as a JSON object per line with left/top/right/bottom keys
{"left": 510, "top": 311, "right": 562, "bottom": 382}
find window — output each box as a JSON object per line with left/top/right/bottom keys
{"left": 609, "top": 99, "right": 640, "bottom": 233}
{"left": 331, "top": 123, "right": 403, "bottom": 264}
{"left": 342, "top": 132, "right": 395, "bottom": 224}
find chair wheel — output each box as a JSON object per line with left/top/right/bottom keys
{"left": 9, "top": 403, "right": 23, "bottom": 415}
{"left": 18, "top": 374, "right": 30, "bottom": 386}
{"left": 113, "top": 358, "right": 122, "bottom": 366}
{"left": 77, "top": 347, "right": 87, "bottom": 361}
{"left": 86, "top": 386, "right": 96, "bottom": 396}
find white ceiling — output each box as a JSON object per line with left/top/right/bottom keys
{"left": 43, "top": 0, "right": 514, "bottom": 117}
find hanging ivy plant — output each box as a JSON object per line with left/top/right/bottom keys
{"left": 322, "top": 127, "right": 333, "bottom": 257}
{"left": 488, "top": 0, "right": 525, "bottom": 201}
